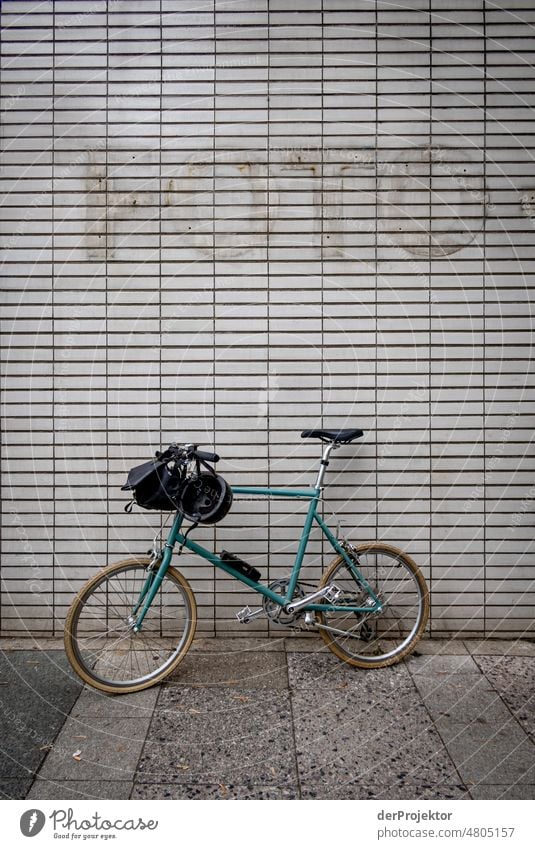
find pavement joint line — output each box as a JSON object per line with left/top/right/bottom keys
{"left": 286, "top": 650, "right": 302, "bottom": 800}
{"left": 26, "top": 778, "right": 134, "bottom": 801}
{"left": 404, "top": 661, "right": 468, "bottom": 795}
{"left": 132, "top": 685, "right": 165, "bottom": 797}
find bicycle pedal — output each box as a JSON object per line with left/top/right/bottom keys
{"left": 323, "top": 584, "right": 342, "bottom": 603}
{"left": 235, "top": 605, "right": 264, "bottom": 624}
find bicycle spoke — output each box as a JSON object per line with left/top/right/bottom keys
{"left": 82, "top": 630, "right": 134, "bottom": 667}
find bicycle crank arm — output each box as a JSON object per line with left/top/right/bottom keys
{"left": 235, "top": 605, "right": 265, "bottom": 624}
{"left": 285, "top": 584, "right": 341, "bottom": 614}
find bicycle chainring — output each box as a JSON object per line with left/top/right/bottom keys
{"left": 262, "top": 579, "right": 306, "bottom": 625}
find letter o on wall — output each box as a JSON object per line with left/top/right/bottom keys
{"left": 377, "top": 145, "right": 486, "bottom": 257}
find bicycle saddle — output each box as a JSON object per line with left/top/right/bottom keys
{"left": 301, "top": 428, "right": 364, "bottom": 443}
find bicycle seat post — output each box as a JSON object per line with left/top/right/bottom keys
{"left": 314, "top": 440, "right": 338, "bottom": 490}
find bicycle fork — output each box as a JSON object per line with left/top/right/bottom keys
{"left": 131, "top": 546, "right": 170, "bottom": 631}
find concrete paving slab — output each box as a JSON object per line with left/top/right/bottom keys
{"left": 291, "top": 675, "right": 430, "bottom": 729}
{"left": 284, "top": 636, "right": 328, "bottom": 653}
{"left": 0, "top": 746, "right": 39, "bottom": 781}
{"left": 436, "top": 717, "right": 535, "bottom": 786}
{"left": 36, "top": 716, "right": 149, "bottom": 782}
{"left": 70, "top": 686, "right": 159, "bottom": 719}
{"left": 475, "top": 656, "right": 535, "bottom": 742}
{"left": 291, "top": 686, "right": 461, "bottom": 791}
{"left": 0, "top": 778, "right": 34, "bottom": 800}
{"left": 467, "top": 640, "right": 535, "bottom": 657}
{"left": 287, "top": 651, "right": 413, "bottom": 691}
{"left": 413, "top": 675, "right": 513, "bottom": 724}
{"left": 26, "top": 780, "right": 133, "bottom": 800}
{"left": 190, "top": 637, "right": 284, "bottom": 653}
{"left": 0, "top": 639, "right": 65, "bottom": 651}
{"left": 409, "top": 639, "right": 469, "bottom": 656}
{"left": 468, "top": 784, "right": 535, "bottom": 800}
{"left": 296, "top": 676, "right": 420, "bottom": 721}
{"left": 0, "top": 650, "right": 82, "bottom": 786}
{"left": 131, "top": 782, "right": 297, "bottom": 800}
{"left": 295, "top": 730, "right": 461, "bottom": 794}
{"left": 406, "top": 654, "right": 481, "bottom": 676}
{"left": 137, "top": 686, "right": 297, "bottom": 786}
{"left": 301, "top": 781, "right": 471, "bottom": 800}
{"left": 164, "top": 649, "right": 288, "bottom": 688}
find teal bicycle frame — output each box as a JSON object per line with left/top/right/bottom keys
{"left": 132, "top": 484, "right": 383, "bottom": 631}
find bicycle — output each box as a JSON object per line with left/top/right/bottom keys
{"left": 64, "top": 428, "right": 430, "bottom": 693}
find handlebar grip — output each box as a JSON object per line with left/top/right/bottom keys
{"left": 196, "top": 450, "right": 219, "bottom": 463}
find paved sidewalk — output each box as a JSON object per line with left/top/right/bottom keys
{"left": 1, "top": 638, "right": 534, "bottom": 800}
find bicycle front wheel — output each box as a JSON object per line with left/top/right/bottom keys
{"left": 64, "top": 557, "right": 197, "bottom": 693}
{"left": 317, "top": 542, "right": 429, "bottom": 668}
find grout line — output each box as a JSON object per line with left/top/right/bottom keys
{"left": 267, "top": 0, "right": 271, "bottom": 634}
{"left": 374, "top": 0, "right": 379, "bottom": 552}
{"left": 51, "top": 0, "right": 56, "bottom": 636}
{"left": 285, "top": 644, "right": 302, "bottom": 800}
{"left": 212, "top": 3, "right": 217, "bottom": 638}
{"left": 406, "top": 659, "right": 473, "bottom": 797}
{"left": 483, "top": 0, "right": 488, "bottom": 638}
{"left": 429, "top": 0, "right": 433, "bottom": 638}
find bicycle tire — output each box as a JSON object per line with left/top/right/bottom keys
{"left": 64, "top": 557, "right": 197, "bottom": 694}
{"left": 317, "top": 542, "right": 429, "bottom": 668}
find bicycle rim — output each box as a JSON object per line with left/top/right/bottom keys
{"left": 64, "top": 558, "right": 196, "bottom": 692}
{"left": 317, "top": 543, "right": 429, "bottom": 667}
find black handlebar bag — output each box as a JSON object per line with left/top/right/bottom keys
{"left": 121, "top": 459, "right": 184, "bottom": 512}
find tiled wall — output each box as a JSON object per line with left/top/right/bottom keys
{"left": 1, "top": 0, "right": 534, "bottom": 638}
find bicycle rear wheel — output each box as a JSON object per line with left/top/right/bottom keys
{"left": 317, "top": 542, "right": 429, "bottom": 668}
{"left": 64, "top": 557, "right": 196, "bottom": 693}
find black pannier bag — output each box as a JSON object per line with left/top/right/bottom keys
{"left": 121, "top": 458, "right": 184, "bottom": 512}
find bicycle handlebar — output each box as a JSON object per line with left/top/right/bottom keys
{"left": 196, "top": 449, "right": 220, "bottom": 463}
{"left": 156, "top": 444, "right": 219, "bottom": 465}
